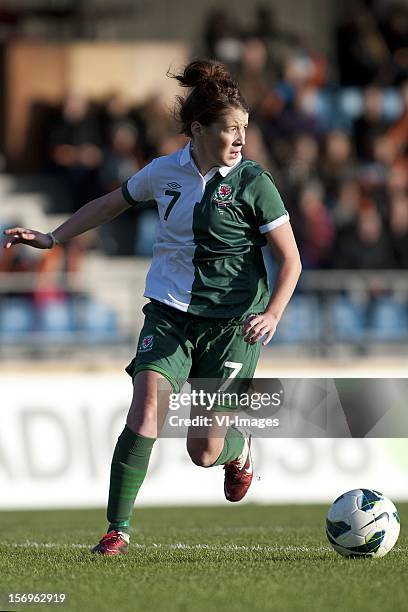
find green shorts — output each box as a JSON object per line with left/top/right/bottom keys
{"left": 126, "top": 300, "right": 261, "bottom": 400}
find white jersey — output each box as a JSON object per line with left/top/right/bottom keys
{"left": 122, "top": 142, "right": 289, "bottom": 317}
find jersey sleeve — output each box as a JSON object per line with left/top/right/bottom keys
{"left": 246, "top": 171, "right": 289, "bottom": 233}
{"left": 121, "top": 160, "right": 154, "bottom": 206}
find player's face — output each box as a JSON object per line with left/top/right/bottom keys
{"left": 193, "top": 107, "right": 249, "bottom": 170}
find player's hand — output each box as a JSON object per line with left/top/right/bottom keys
{"left": 2, "top": 227, "right": 52, "bottom": 250}
{"left": 243, "top": 312, "right": 278, "bottom": 346}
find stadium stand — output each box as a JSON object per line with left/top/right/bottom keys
{"left": 0, "top": 1, "right": 407, "bottom": 356}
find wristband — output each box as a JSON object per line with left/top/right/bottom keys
{"left": 46, "top": 232, "right": 60, "bottom": 249}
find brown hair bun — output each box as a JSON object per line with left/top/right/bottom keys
{"left": 169, "top": 59, "right": 248, "bottom": 137}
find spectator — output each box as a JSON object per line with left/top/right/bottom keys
{"left": 33, "top": 245, "right": 68, "bottom": 308}
{"left": 335, "top": 204, "right": 396, "bottom": 269}
{"left": 389, "top": 193, "right": 408, "bottom": 268}
{"left": 98, "top": 92, "right": 150, "bottom": 157}
{"left": 380, "top": 3, "right": 408, "bottom": 85}
{"left": 251, "top": 5, "right": 313, "bottom": 84}
{"left": 202, "top": 8, "right": 243, "bottom": 67}
{"left": 98, "top": 123, "right": 149, "bottom": 256}
{"left": 100, "top": 123, "right": 145, "bottom": 192}
{"left": 319, "top": 130, "right": 355, "bottom": 203}
{"left": 358, "top": 134, "right": 398, "bottom": 197}
{"left": 332, "top": 179, "right": 361, "bottom": 233}
{"left": 99, "top": 93, "right": 133, "bottom": 143}
{"left": 352, "top": 87, "right": 389, "bottom": 162}
{"left": 236, "top": 37, "right": 274, "bottom": 114}
{"left": 139, "top": 93, "right": 179, "bottom": 155}
{"left": 386, "top": 161, "right": 408, "bottom": 199}
{"left": 336, "top": 2, "right": 390, "bottom": 86}
{"left": 0, "top": 223, "right": 38, "bottom": 299}
{"left": 48, "top": 93, "right": 104, "bottom": 211}
{"left": 282, "top": 133, "right": 320, "bottom": 201}
{"left": 386, "top": 80, "right": 408, "bottom": 159}
{"left": 242, "top": 123, "right": 276, "bottom": 174}
{"left": 295, "top": 181, "right": 335, "bottom": 269}
{"left": 264, "top": 85, "right": 323, "bottom": 166}
{"left": 251, "top": 4, "right": 288, "bottom": 43}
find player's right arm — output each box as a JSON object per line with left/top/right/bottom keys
{"left": 3, "top": 187, "right": 131, "bottom": 250}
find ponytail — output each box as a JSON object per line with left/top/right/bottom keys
{"left": 169, "top": 59, "right": 248, "bottom": 136}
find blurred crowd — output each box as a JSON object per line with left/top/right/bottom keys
{"left": 3, "top": 1, "right": 408, "bottom": 273}
{"left": 26, "top": 90, "right": 180, "bottom": 256}
{"left": 204, "top": 1, "right": 408, "bottom": 271}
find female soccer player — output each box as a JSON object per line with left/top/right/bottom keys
{"left": 3, "top": 59, "right": 301, "bottom": 555}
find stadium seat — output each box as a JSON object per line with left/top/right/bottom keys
{"left": 272, "top": 295, "right": 320, "bottom": 343}
{"left": 338, "top": 88, "right": 363, "bottom": 118}
{"left": 0, "top": 298, "right": 34, "bottom": 336}
{"left": 313, "top": 90, "right": 342, "bottom": 131}
{"left": 76, "top": 298, "right": 119, "bottom": 342}
{"left": 134, "top": 210, "right": 159, "bottom": 256}
{"left": 382, "top": 89, "right": 403, "bottom": 121}
{"left": 369, "top": 297, "right": 408, "bottom": 341}
{"left": 337, "top": 88, "right": 363, "bottom": 130}
{"left": 37, "top": 299, "right": 74, "bottom": 338}
{"left": 331, "top": 296, "right": 366, "bottom": 341}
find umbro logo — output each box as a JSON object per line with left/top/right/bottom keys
{"left": 167, "top": 181, "right": 182, "bottom": 189}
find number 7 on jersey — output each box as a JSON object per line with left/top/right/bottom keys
{"left": 164, "top": 190, "right": 181, "bottom": 220}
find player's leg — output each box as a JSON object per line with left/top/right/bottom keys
{"left": 186, "top": 317, "right": 260, "bottom": 501}
{"left": 92, "top": 370, "right": 171, "bottom": 555}
{"left": 186, "top": 406, "right": 244, "bottom": 467}
{"left": 107, "top": 370, "right": 171, "bottom": 530}
{"left": 186, "top": 406, "right": 253, "bottom": 502}
{"left": 92, "top": 301, "right": 192, "bottom": 554}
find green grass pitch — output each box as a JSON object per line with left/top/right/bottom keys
{"left": 0, "top": 504, "right": 406, "bottom": 612}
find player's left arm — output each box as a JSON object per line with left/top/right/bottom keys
{"left": 243, "top": 222, "right": 302, "bottom": 345}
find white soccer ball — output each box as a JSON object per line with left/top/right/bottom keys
{"left": 326, "top": 489, "right": 400, "bottom": 558}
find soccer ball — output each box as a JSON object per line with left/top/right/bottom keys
{"left": 326, "top": 488, "right": 400, "bottom": 558}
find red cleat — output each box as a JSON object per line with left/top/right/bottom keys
{"left": 223, "top": 435, "right": 253, "bottom": 502}
{"left": 91, "top": 530, "right": 129, "bottom": 555}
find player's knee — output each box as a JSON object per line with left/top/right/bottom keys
{"left": 190, "top": 451, "right": 216, "bottom": 468}
{"left": 187, "top": 441, "right": 218, "bottom": 468}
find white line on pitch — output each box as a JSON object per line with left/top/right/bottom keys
{"left": 6, "top": 542, "right": 329, "bottom": 552}
{"left": 5, "top": 542, "right": 406, "bottom": 553}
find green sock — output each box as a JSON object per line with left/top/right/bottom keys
{"left": 212, "top": 426, "right": 245, "bottom": 466}
{"left": 107, "top": 425, "right": 156, "bottom": 534}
